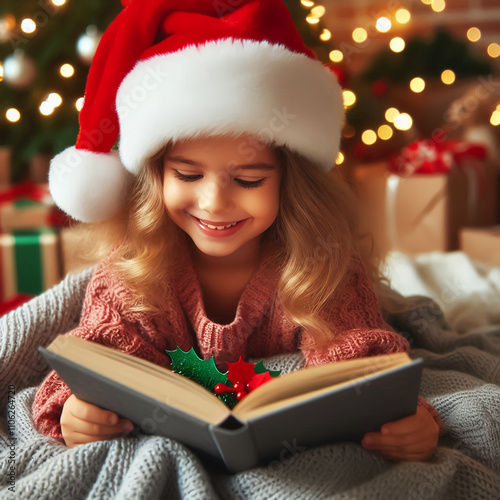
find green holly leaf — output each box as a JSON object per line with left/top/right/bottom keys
{"left": 254, "top": 360, "right": 281, "bottom": 378}
{"left": 166, "top": 348, "right": 237, "bottom": 408}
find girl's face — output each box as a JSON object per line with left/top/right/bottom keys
{"left": 163, "top": 134, "right": 281, "bottom": 259}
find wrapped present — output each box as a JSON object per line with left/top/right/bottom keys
{"left": 353, "top": 139, "right": 497, "bottom": 255}
{"left": 460, "top": 226, "right": 500, "bottom": 268}
{"left": 0, "top": 181, "right": 68, "bottom": 232}
{"left": 0, "top": 294, "right": 33, "bottom": 316}
{"left": 0, "top": 147, "right": 10, "bottom": 188}
{"left": 60, "top": 224, "right": 91, "bottom": 276}
{"left": 0, "top": 228, "right": 61, "bottom": 301}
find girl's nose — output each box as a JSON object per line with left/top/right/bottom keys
{"left": 196, "top": 180, "right": 234, "bottom": 214}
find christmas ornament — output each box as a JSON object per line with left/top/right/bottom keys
{"left": 166, "top": 348, "right": 280, "bottom": 409}
{"left": 3, "top": 50, "right": 36, "bottom": 89}
{"left": 76, "top": 25, "right": 102, "bottom": 65}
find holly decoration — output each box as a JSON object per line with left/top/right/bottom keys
{"left": 214, "top": 357, "right": 280, "bottom": 404}
{"left": 166, "top": 348, "right": 281, "bottom": 409}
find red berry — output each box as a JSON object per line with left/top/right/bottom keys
{"left": 233, "top": 382, "right": 245, "bottom": 392}
{"left": 215, "top": 383, "right": 231, "bottom": 394}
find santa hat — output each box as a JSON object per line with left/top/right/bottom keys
{"left": 49, "top": 0, "right": 344, "bottom": 222}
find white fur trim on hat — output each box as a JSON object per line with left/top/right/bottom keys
{"left": 116, "top": 39, "right": 344, "bottom": 173}
{"left": 49, "top": 148, "right": 130, "bottom": 223}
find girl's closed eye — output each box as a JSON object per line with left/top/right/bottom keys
{"left": 173, "top": 171, "right": 201, "bottom": 182}
{"left": 235, "top": 178, "right": 266, "bottom": 189}
{"left": 173, "top": 170, "right": 266, "bottom": 189}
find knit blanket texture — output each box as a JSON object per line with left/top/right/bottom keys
{"left": 1, "top": 252, "right": 499, "bottom": 499}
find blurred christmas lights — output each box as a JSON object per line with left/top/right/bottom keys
{"left": 410, "top": 77, "right": 425, "bottom": 93}
{"left": 431, "top": 0, "right": 446, "bottom": 13}
{"left": 362, "top": 130, "right": 377, "bottom": 145}
{"left": 352, "top": 28, "right": 368, "bottom": 43}
{"left": 342, "top": 90, "right": 356, "bottom": 107}
{"left": 60, "top": 63, "right": 75, "bottom": 78}
{"left": 394, "top": 113, "right": 413, "bottom": 131}
{"left": 487, "top": 43, "right": 500, "bottom": 58}
{"left": 21, "top": 18, "right": 36, "bottom": 34}
{"left": 76, "top": 97, "right": 85, "bottom": 112}
{"left": 395, "top": 9, "right": 411, "bottom": 24}
{"left": 6, "top": 108, "right": 21, "bottom": 123}
{"left": 467, "top": 27, "right": 481, "bottom": 42}
{"left": 378, "top": 124, "right": 393, "bottom": 140}
{"left": 376, "top": 17, "right": 391, "bottom": 33}
{"left": 441, "top": 69, "right": 455, "bottom": 84}
{"left": 385, "top": 108, "right": 400, "bottom": 123}
{"left": 390, "top": 37, "right": 405, "bottom": 53}
{"left": 329, "top": 50, "right": 343, "bottom": 62}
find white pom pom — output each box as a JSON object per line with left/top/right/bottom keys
{"left": 49, "top": 148, "right": 131, "bottom": 222}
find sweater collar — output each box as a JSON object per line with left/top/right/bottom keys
{"left": 174, "top": 244, "right": 280, "bottom": 357}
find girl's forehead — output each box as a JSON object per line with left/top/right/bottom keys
{"left": 168, "top": 134, "right": 279, "bottom": 163}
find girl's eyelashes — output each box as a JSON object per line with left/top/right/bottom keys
{"left": 173, "top": 171, "right": 201, "bottom": 182}
{"left": 235, "top": 178, "right": 265, "bottom": 189}
{"left": 173, "top": 170, "right": 266, "bottom": 189}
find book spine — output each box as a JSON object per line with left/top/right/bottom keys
{"left": 209, "top": 415, "right": 259, "bottom": 473}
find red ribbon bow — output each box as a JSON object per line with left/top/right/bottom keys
{"left": 389, "top": 138, "right": 486, "bottom": 177}
{"left": 0, "top": 181, "right": 51, "bottom": 205}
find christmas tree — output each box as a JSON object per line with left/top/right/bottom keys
{"left": 0, "top": 0, "right": 121, "bottom": 179}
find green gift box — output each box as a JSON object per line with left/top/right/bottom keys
{"left": 0, "top": 228, "right": 61, "bottom": 301}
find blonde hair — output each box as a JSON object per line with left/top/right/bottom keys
{"left": 71, "top": 141, "right": 387, "bottom": 346}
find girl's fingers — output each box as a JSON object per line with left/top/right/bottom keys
{"left": 65, "top": 395, "right": 121, "bottom": 426}
{"left": 65, "top": 415, "right": 134, "bottom": 436}
{"left": 363, "top": 430, "right": 427, "bottom": 448}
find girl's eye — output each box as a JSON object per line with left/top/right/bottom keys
{"left": 174, "top": 171, "right": 202, "bottom": 182}
{"left": 174, "top": 171, "right": 265, "bottom": 189}
{"left": 235, "top": 179, "right": 266, "bottom": 189}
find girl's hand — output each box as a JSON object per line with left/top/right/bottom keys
{"left": 361, "top": 406, "right": 439, "bottom": 461}
{"left": 61, "top": 394, "right": 135, "bottom": 448}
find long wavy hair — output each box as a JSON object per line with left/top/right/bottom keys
{"left": 71, "top": 139, "right": 387, "bottom": 347}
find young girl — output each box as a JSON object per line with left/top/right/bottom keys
{"left": 34, "top": 0, "right": 442, "bottom": 461}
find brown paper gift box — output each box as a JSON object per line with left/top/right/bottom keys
{"left": 0, "top": 148, "right": 10, "bottom": 188}
{"left": 60, "top": 225, "right": 91, "bottom": 276}
{"left": 353, "top": 163, "right": 497, "bottom": 255}
{"left": 460, "top": 226, "right": 500, "bottom": 268}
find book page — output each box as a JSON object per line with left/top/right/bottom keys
{"left": 49, "top": 336, "right": 230, "bottom": 424}
{"left": 233, "top": 353, "right": 410, "bottom": 420}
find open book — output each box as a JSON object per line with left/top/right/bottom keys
{"left": 39, "top": 336, "right": 423, "bottom": 473}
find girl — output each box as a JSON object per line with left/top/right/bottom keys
{"left": 34, "top": 0, "right": 442, "bottom": 461}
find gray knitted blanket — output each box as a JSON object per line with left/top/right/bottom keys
{"left": 1, "top": 267, "right": 499, "bottom": 499}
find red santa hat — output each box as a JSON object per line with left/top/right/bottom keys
{"left": 49, "top": 0, "right": 344, "bottom": 222}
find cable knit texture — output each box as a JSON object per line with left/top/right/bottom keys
{"left": 2, "top": 262, "right": 499, "bottom": 498}
{"left": 32, "top": 251, "right": 443, "bottom": 439}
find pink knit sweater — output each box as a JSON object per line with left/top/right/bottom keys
{"left": 33, "top": 251, "right": 443, "bottom": 439}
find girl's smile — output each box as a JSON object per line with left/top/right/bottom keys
{"left": 162, "top": 134, "right": 281, "bottom": 261}
{"left": 191, "top": 215, "right": 249, "bottom": 237}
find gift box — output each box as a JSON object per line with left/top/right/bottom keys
{"left": 60, "top": 224, "right": 91, "bottom": 276}
{"left": 0, "top": 147, "right": 10, "bottom": 188}
{"left": 0, "top": 182, "right": 68, "bottom": 232}
{"left": 353, "top": 140, "right": 497, "bottom": 255}
{"left": 460, "top": 226, "right": 500, "bottom": 268}
{"left": 0, "top": 228, "right": 61, "bottom": 301}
